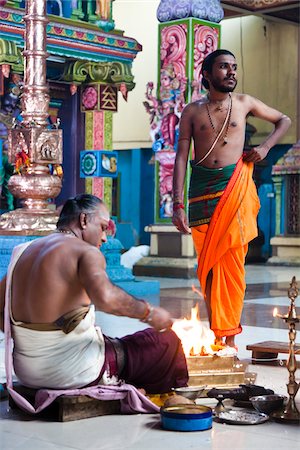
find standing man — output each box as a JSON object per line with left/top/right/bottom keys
{"left": 172, "top": 49, "right": 291, "bottom": 348}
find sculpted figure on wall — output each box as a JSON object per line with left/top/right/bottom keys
{"left": 144, "top": 63, "right": 186, "bottom": 154}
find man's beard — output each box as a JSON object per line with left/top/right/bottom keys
{"left": 211, "top": 78, "right": 237, "bottom": 92}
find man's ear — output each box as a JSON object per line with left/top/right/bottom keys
{"left": 79, "top": 212, "right": 88, "bottom": 230}
{"left": 202, "top": 70, "right": 209, "bottom": 83}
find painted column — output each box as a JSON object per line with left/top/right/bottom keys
{"left": 84, "top": 108, "right": 113, "bottom": 212}
{"left": 153, "top": 18, "right": 220, "bottom": 223}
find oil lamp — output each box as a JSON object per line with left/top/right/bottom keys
{"left": 272, "top": 276, "right": 300, "bottom": 424}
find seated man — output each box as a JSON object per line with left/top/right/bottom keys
{"left": 0, "top": 194, "right": 188, "bottom": 395}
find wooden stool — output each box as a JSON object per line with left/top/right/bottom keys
{"left": 246, "top": 341, "right": 300, "bottom": 365}
{"left": 9, "top": 384, "right": 121, "bottom": 422}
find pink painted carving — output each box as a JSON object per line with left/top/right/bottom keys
{"left": 156, "top": 151, "right": 176, "bottom": 218}
{"left": 193, "top": 25, "right": 219, "bottom": 101}
{"left": 93, "top": 178, "right": 104, "bottom": 200}
{"left": 160, "top": 24, "right": 187, "bottom": 80}
{"left": 93, "top": 111, "right": 104, "bottom": 149}
{"left": 82, "top": 86, "right": 98, "bottom": 110}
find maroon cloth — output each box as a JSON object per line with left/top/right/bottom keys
{"left": 119, "top": 328, "right": 188, "bottom": 394}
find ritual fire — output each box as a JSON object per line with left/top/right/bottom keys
{"left": 172, "top": 303, "right": 246, "bottom": 388}
{"left": 172, "top": 305, "right": 221, "bottom": 357}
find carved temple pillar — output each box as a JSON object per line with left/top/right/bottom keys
{"left": 84, "top": 110, "right": 112, "bottom": 209}
{"left": 0, "top": 0, "right": 62, "bottom": 234}
{"left": 268, "top": 141, "right": 300, "bottom": 266}
{"left": 134, "top": 1, "right": 222, "bottom": 278}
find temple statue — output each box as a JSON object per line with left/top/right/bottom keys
{"left": 144, "top": 63, "right": 186, "bottom": 153}
{"left": 95, "top": 0, "right": 113, "bottom": 21}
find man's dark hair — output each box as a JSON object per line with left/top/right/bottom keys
{"left": 201, "top": 49, "right": 235, "bottom": 90}
{"left": 57, "top": 194, "right": 103, "bottom": 228}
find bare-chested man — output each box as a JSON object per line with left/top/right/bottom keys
{"left": 172, "top": 49, "right": 291, "bottom": 348}
{"left": 0, "top": 194, "right": 188, "bottom": 394}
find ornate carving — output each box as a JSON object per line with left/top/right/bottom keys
{"left": 193, "top": 24, "right": 219, "bottom": 98}
{"left": 0, "top": 38, "right": 23, "bottom": 73}
{"left": 272, "top": 141, "right": 300, "bottom": 175}
{"left": 8, "top": 128, "right": 62, "bottom": 165}
{"left": 157, "top": 0, "right": 224, "bottom": 23}
{"left": 0, "top": 0, "right": 63, "bottom": 233}
{"left": 222, "top": 0, "right": 293, "bottom": 11}
{"left": 100, "top": 85, "right": 118, "bottom": 111}
{"left": 63, "top": 60, "right": 135, "bottom": 91}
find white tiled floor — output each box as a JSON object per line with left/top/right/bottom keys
{"left": 0, "top": 264, "right": 300, "bottom": 449}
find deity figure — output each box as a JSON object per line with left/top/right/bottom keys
{"left": 95, "top": 0, "right": 113, "bottom": 21}
{"left": 144, "top": 64, "right": 186, "bottom": 153}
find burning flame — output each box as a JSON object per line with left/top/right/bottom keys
{"left": 172, "top": 304, "right": 216, "bottom": 356}
{"left": 273, "top": 307, "right": 278, "bottom": 318}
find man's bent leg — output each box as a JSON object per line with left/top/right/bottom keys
{"left": 120, "top": 328, "right": 188, "bottom": 394}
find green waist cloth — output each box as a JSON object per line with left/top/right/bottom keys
{"left": 188, "top": 161, "right": 236, "bottom": 227}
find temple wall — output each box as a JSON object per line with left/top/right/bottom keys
{"left": 221, "top": 16, "right": 298, "bottom": 145}
{"left": 113, "top": 0, "right": 160, "bottom": 150}
{"left": 112, "top": 3, "right": 297, "bottom": 149}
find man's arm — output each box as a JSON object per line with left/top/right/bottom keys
{"left": 172, "top": 106, "right": 193, "bottom": 234}
{"left": 0, "top": 275, "right": 6, "bottom": 332}
{"left": 78, "top": 248, "right": 172, "bottom": 331}
{"left": 243, "top": 96, "right": 291, "bottom": 162}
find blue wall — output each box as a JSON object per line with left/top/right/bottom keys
{"left": 115, "top": 148, "right": 154, "bottom": 249}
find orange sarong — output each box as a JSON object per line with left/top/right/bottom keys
{"left": 191, "top": 159, "right": 260, "bottom": 338}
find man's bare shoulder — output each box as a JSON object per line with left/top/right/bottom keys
{"left": 182, "top": 99, "right": 207, "bottom": 115}
{"left": 233, "top": 92, "right": 252, "bottom": 103}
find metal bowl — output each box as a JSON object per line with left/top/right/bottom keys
{"left": 250, "top": 394, "right": 286, "bottom": 414}
{"left": 172, "top": 386, "right": 207, "bottom": 400}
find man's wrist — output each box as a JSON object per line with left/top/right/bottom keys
{"left": 139, "top": 300, "right": 154, "bottom": 323}
{"left": 173, "top": 202, "right": 185, "bottom": 212}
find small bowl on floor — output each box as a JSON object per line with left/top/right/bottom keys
{"left": 172, "top": 386, "right": 207, "bottom": 401}
{"left": 250, "top": 394, "right": 286, "bottom": 414}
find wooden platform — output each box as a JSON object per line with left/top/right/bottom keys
{"left": 246, "top": 341, "right": 300, "bottom": 365}
{"left": 9, "top": 385, "right": 121, "bottom": 422}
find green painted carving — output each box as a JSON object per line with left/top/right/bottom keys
{"left": 6, "top": 1, "right": 22, "bottom": 7}
{"left": 63, "top": 60, "right": 135, "bottom": 91}
{"left": 70, "top": 0, "right": 85, "bottom": 21}
{"left": 104, "top": 111, "right": 113, "bottom": 149}
{"left": 104, "top": 177, "right": 112, "bottom": 213}
{"left": 87, "top": 0, "right": 98, "bottom": 24}
{"left": 0, "top": 39, "right": 23, "bottom": 73}
{"left": 85, "top": 111, "right": 94, "bottom": 149}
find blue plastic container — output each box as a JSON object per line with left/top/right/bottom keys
{"left": 160, "top": 405, "right": 213, "bottom": 432}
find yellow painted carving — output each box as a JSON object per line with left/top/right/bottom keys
{"left": 85, "top": 111, "right": 94, "bottom": 149}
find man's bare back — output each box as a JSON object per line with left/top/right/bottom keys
{"left": 11, "top": 234, "right": 94, "bottom": 324}
{"left": 1, "top": 196, "right": 173, "bottom": 332}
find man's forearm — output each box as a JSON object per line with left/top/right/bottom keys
{"left": 261, "top": 115, "right": 291, "bottom": 151}
{"left": 97, "top": 282, "right": 149, "bottom": 320}
{"left": 173, "top": 152, "right": 189, "bottom": 202}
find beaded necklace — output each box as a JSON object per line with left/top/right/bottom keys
{"left": 206, "top": 93, "right": 232, "bottom": 145}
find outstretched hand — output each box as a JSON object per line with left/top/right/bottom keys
{"left": 243, "top": 145, "right": 269, "bottom": 163}
{"left": 149, "top": 306, "right": 174, "bottom": 331}
{"left": 172, "top": 208, "right": 191, "bottom": 234}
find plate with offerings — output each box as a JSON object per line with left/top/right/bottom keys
{"left": 215, "top": 409, "right": 269, "bottom": 425}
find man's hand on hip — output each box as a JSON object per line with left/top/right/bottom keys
{"left": 172, "top": 209, "right": 191, "bottom": 234}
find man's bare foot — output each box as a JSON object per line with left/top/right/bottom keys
{"left": 215, "top": 336, "right": 224, "bottom": 346}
